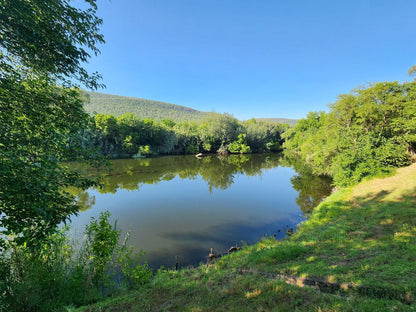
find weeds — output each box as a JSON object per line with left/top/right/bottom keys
{"left": 0, "top": 211, "right": 151, "bottom": 312}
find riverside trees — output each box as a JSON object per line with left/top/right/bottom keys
{"left": 78, "top": 112, "right": 287, "bottom": 158}
{"left": 0, "top": 0, "right": 104, "bottom": 247}
{"left": 283, "top": 80, "right": 416, "bottom": 186}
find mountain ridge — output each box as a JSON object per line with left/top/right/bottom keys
{"left": 83, "top": 91, "right": 297, "bottom": 125}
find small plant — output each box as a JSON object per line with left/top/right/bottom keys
{"left": 117, "top": 241, "right": 152, "bottom": 289}
{"left": 228, "top": 134, "right": 252, "bottom": 154}
{"left": 84, "top": 211, "right": 153, "bottom": 293}
{"left": 202, "top": 142, "right": 212, "bottom": 152}
{"left": 84, "top": 211, "right": 121, "bottom": 293}
{"left": 133, "top": 145, "right": 153, "bottom": 158}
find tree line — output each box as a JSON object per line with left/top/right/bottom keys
{"left": 76, "top": 112, "right": 288, "bottom": 158}
{"left": 282, "top": 80, "right": 416, "bottom": 187}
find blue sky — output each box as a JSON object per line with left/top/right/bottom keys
{"left": 83, "top": 0, "right": 416, "bottom": 120}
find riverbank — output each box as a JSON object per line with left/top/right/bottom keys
{"left": 75, "top": 163, "right": 416, "bottom": 311}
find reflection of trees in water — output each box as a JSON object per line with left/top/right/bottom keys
{"left": 281, "top": 157, "right": 333, "bottom": 214}
{"left": 70, "top": 154, "right": 333, "bottom": 213}
{"left": 71, "top": 154, "right": 281, "bottom": 193}
{"left": 67, "top": 188, "right": 96, "bottom": 212}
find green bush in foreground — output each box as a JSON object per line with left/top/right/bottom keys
{"left": 0, "top": 211, "right": 151, "bottom": 312}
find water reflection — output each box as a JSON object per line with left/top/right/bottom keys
{"left": 68, "top": 154, "right": 332, "bottom": 269}
{"left": 71, "top": 154, "right": 331, "bottom": 215}
{"left": 281, "top": 157, "right": 333, "bottom": 214}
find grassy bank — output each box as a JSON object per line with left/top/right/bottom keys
{"left": 76, "top": 164, "right": 416, "bottom": 311}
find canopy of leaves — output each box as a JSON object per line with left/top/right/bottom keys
{"left": 0, "top": 0, "right": 104, "bottom": 248}
{"left": 283, "top": 81, "right": 416, "bottom": 186}
{"left": 0, "top": 0, "right": 104, "bottom": 88}
{"left": 74, "top": 112, "right": 287, "bottom": 158}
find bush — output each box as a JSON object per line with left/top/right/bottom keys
{"left": 228, "top": 134, "right": 252, "bottom": 154}
{"left": 1, "top": 228, "right": 98, "bottom": 311}
{"left": 0, "top": 211, "right": 152, "bottom": 312}
{"left": 185, "top": 144, "right": 199, "bottom": 154}
{"left": 133, "top": 145, "right": 153, "bottom": 158}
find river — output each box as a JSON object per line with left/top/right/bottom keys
{"left": 68, "top": 154, "right": 332, "bottom": 269}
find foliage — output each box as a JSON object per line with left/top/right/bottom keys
{"left": 254, "top": 117, "right": 298, "bottom": 127}
{"left": 0, "top": 0, "right": 104, "bottom": 89}
{"left": 1, "top": 228, "right": 97, "bottom": 312}
{"left": 283, "top": 81, "right": 416, "bottom": 186}
{"left": 0, "top": 0, "right": 104, "bottom": 247}
{"left": 244, "top": 118, "right": 286, "bottom": 152}
{"left": 133, "top": 145, "right": 153, "bottom": 158}
{"left": 76, "top": 112, "right": 288, "bottom": 158}
{"left": 228, "top": 134, "right": 252, "bottom": 154}
{"left": 116, "top": 243, "right": 152, "bottom": 289}
{"left": 0, "top": 74, "right": 100, "bottom": 248}
{"left": 83, "top": 91, "right": 300, "bottom": 125}
{"left": 409, "top": 65, "right": 416, "bottom": 77}
{"left": 1, "top": 212, "right": 152, "bottom": 312}
{"left": 84, "top": 211, "right": 120, "bottom": 292}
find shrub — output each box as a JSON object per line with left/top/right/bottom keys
{"left": 0, "top": 211, "right": 152, "bottom": 311}
{"left": 133, "top": 145, "right": 153, "bottom": 158}
{"left": 228, "top": 134, "right": 252, "bottom": 154}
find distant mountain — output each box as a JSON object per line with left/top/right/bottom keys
{"left": 255, "top": 118, "right": 298, "bottom": 126}
{"left": 82, "top": 91, "right": 210, "bottom": 123}
{"left": 82, "top": 91, "right": 298, "bottom": 125}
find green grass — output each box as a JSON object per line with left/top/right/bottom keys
{"left": 75, "top": 164, "right": 416, "bottom": 311}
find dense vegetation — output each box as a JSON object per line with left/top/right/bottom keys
{"left": 0, "top": 0, "right": 104, "bottom": 248}
{"left": 75, "top": 112, "right": 287, "bottom": 158}
{"left": 83, "top": 91, "right": 210, "bottom": 123}
{"left": 283, "top": 81, "right": 416, "bottom": 186}
{"left": 0, "top": 211, "right": 152, "bottom": 311}
{"left": 0, "top": 1, "right": 130, "bottom": 311}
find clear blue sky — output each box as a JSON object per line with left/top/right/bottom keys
{"left": 82, "top": 0, "right": 416, "bottom": 120}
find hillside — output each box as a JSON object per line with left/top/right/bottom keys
{"left": 82, "top": 91, "right": 297, "bottom": 125}
{"left": 82, "top": 91, "right": 210, "bottom": 123}
{"left": 255, "top": 117, "right": 298, "bottom": 126}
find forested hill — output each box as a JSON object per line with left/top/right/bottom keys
{"left": 82, "top": 91, "right": 210, "bottom": 122}
{"left": 83, "top": 91, "right": 297, "bottom": 125}
{"left": 255, "top": 118, "right": 298, "bottom": 126}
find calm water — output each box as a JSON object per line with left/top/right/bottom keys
{"left": 69, "top": 154, "right": 332, "bottom": 269}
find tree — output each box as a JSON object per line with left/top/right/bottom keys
{"left": 200, "top": 113, "right": 239, "bottom": 152}
{"left": 409, "top": 65, "right": 416, "bottom": 77}
{"left": 283, "top": 81, "right": 416, "bottom": 187}
{"left": 228, "top": 134, "right": 252, "bottom": 154}
{"left": 0, "top": 0, "right": 104, "bottom": 89}
{"left": 0, "top": 0, "right": 104, "bottom": 248}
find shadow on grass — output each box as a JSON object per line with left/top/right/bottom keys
{"left": 240, "top": 187, "right": 416, "bottom": 304}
